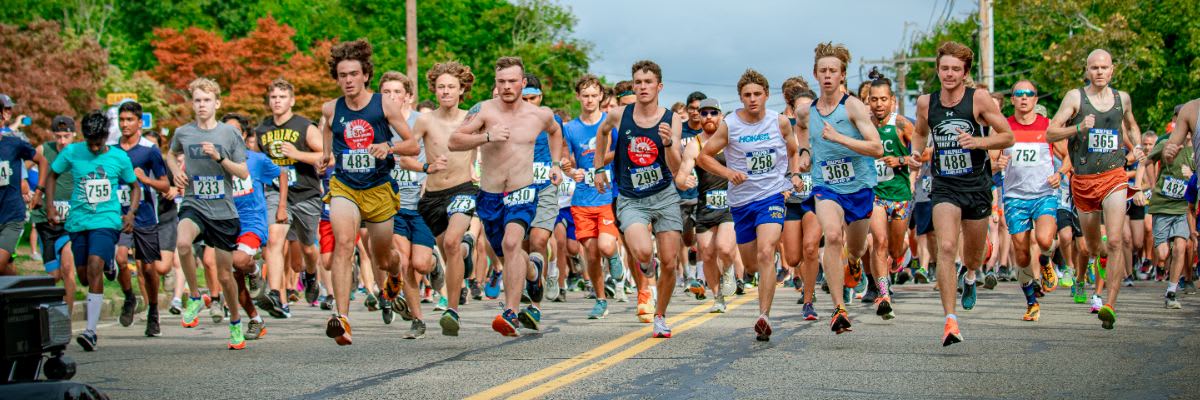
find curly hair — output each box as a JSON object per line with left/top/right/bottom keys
{"left": 813, "top": 42, "right": 851, "bottom": 73}
{"left": 81, "top": 110, "right": 109, "bottom": 142}
{"left": 737, "top": 68, "right": 769, "bottom": 94}
{"left": 631, "top": 60, "right": 662, "bottom": 83}
{"left": 937, "top": 41, "right": 974, "bottom": 73}
{"left": 425, "top": 61, "right": 475, "bottom": 101}
{"left": 328, "top": 39, "right": 374, "bottom": 85}
{"left": 574, "top": 74, "right": 602, "bottom": 94}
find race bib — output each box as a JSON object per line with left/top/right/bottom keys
{"left": 391, "top": 166, "right": 418, "bottom": 188}
{"left": 821, "top": 158, "right": 854, "bottom": 185}
{"left": 937, "top": 149, "right": 972, "bottom": 176}
{"left": 795, "top": 174, "right": 813, "bottom": 199}
{"left": 341, "top": 150, "right": 375, "bottom": 173}
{"left": 532, "top": 162, "right": 552, "bottom": 185}
{"left": 631, "top": 165, "right": 663, "bottom": 191}
{"left": 117, "top": 185, "right": 132, "bottom": 207}
{"left": 447, "top": 194, "right": 475, "bottom": 214}
{"left": 53, "top": 200, "right": 70, "bottom": 222}
{"left": 1010, "top": 144, "right": 1041, "bottom": 167}
{"left": 192, "top": 176, "right": 226, "bottom": 200}
{"left": 747, "top": 149, "right": 775, "bottom": 175}
{"left": 0, "top": 163, "right": 11, "bottom": 187}
{"left": 874, "top": 159, "right": 894, "bottom": 182}
{"left": 272, "top": 166, "right": 297, "bottom": 187}
{"left": 1162, "top": 176, "right": 1187, "bottom": 199}
{"left": 583, "top": 169, "right": 609, "bottom": 186}
{"left": 920, "top": 176, "right": 932, "bottom": 193}
{"left": 231, "top": 175, "right": 254, "bottom": 198}
{"left": 84, "top": 179, "right": 111, "bottom": 204}
{"left": 503, "top": 187, "right": 536, "bottom": 206}
{"left": 1087, "top": 128, "right": 1118, "bottom": 153}
{"left": 558, "top": 179, "right": 575, "bottom": 197}
{"left": 705, "top": 189, "right": 728, "bottom": 210}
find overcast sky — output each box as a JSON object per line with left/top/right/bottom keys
{"left": 564, "top": 0, "right": 976, "bottom": 115}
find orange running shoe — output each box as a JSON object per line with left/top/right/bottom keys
{"left": 942, "top": 317, "right": 962, "bottom": 346}
{"left": 830, "top": 305, "right": 852, "bottom": 334}
{"left": 492, "top": 310, "right": 520, "bottom": 337}
{"left": 326, "top": 315, "right": 353, "bottom": 346}
{"left": 844, "top": 259, "right": 863, "bottom": 290}
{"left": 636, "top": 290, "right": 654, "bottom": 323}
{"left": 1022, "top": 303, "right": 1040, "bottom": 322}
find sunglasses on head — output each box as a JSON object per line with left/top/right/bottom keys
{"left": 699, "top": 110, "right": 720, "bottom": 117}
{"left": 1012, "top": 89, "right": 1037, "bottom": 98}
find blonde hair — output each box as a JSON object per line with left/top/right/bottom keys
{"left": 188, "top": 77, "right": 221, "bottom": 99}
{"left": 813, "top": 42, "right": 851, "bottom": 73}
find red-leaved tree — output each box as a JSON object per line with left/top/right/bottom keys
{"left": 0, "top": 21, "right": 108, "bottom": 142}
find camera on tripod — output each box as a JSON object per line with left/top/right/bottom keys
{"left": 0, "top": 275, "right": 75, "bottom": 382}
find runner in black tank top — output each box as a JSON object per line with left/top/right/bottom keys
{"left": 912, "top": 41, "right": 1014, "bottom": 346}
{"left": 674, "top": 98, "right": 734, "bottom": 314}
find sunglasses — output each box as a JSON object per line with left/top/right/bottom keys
{"left": 1012, "top": 90, "right": 1037, "bottom": 98}
{"left": 699, "top": 110, "right": 720, "bottom": 117}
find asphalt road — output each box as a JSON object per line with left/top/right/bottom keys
{"left": 69, "top": 280, "right": 1200, "bottom": 399}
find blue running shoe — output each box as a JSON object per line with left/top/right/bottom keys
{"left": 484, "top": 271, "right": 502, "bottom": 300}
{"left": 802, "top": 303, "right": 818, "bottom": 321}
{"left": 492, "top": 309, "right": 520, "bottom": 337}
{"left": 588, "top": 300, "right": 609, "bottom": 319}
{"left": 527, "top": 255, "right": 545, "bottom": 303}
{"left": 439, "top": 309, "right": 461, "bottom": 337}
{"left": 518, "top": 305, "right": 542, "bottom": 330}
{"left": 962, "top": 281, "right": 977, "bottom": 310}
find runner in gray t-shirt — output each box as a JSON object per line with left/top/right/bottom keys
{"left": 163, "top": 78, "right": 253, "bottom": 350}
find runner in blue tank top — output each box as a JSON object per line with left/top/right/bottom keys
{"left": 795, "top": 43, "right": 884, "bottom": 335}
{"left": 695, "top": 70, "right": 798, "bottom": 341}
{"left": 592, "top": 60, "right": 685, "bottom": 339}
{"left": 448, "top": 56, "right": 563, "bottom": 338}
{"left": 913, "top": 42, "right": 1014, "bottom": 346}
{"left": 781, "top": 81, "right": 825, "bottom": 321}
{"left": 317, "top": 39, "right": 420, "bottom": 346}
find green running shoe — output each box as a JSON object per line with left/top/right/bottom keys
{"left": 228, "top": 322, "right": 246, "bottom": 350}
{"left": 1072, "top": 282, "right": 1087, "bottom": 304}
{"left": 182, "top": 298, "right": 203, "bottom": 328}
{"left": 1098, "top": 304, "right": 1116, "bottom": 330}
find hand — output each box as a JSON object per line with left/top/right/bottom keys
{"left": 550, "top": 166, "right": 562, "bottom": 185}
{"left": 905, "top": 155, "right": 923, "bottom": 168}
{"left": 1184, "top": 164, "right": 1194, "bottom": 180}
{"left": 490, "top": 125, "right": 511, "bottom": 142}
{"left": 368, "top": 143, "right": 391, "bottom": 159}
{"left": 957, "top": 129, "right": 980, "bottom": 150}
{"left": 164, "top": 186, "right": 179, "bottom": 200}
{"left": 201, "top": 142, "right": 221, "bottom": 161}
{"left": 1165, "top": 143, "right": 1182, "bottom": 163}
{"left": 726, "top": 169, "right": 748, "bottom": 186}
{"left": 46, "top": 207, "right": 57, "bottom": 225}
{"left": 657, "top": 122, "right": 673, "bottom": 145}
{"left": 1082, "top": 114, "right": 1096, "bottom": 130}
{"left": 573, "top": 169, "right": 585, "bottom": 182}
{"left": 319, "top": 153, "right": 332, "bottom": 172}
{"left": 275, "top": 208, "right": 288, "bottom": 224}
{"left": 593, "top": 169, "right": 610, "bottom": 194}
{"left": 427, "top": 155, "right": 448, "bottom": 174}
{"left": 821, "top": 122, "right": 841, "bottom": 143}
{"left": 1128, "top": 147, "right": 1144, "bottom": 163}
{"left": 134, "top": 167, "right": 148, "bottom": 182}
{"left": 174, "top": 172, "right": 189, "bottom": 189}
{"left": 680, "top": 174, "right": 697, "bottom": 190}
{"left": 790, "top": 174, "right": 804, "bottom": 191}
{"left": 122, "top": 213, "right": 134, "bottom": 233}
{"left": 1133, "top": 190, "right": 1147, "bottom": 206}
{"left": 882, "top": 156, "right": 900, "bottom": 168}
{"left": 14, "top": 115, "right": 27, "bottom": 128}
{"left": 29, "top": 190, "right": 41, "bottom": 209}
{"left": 560, "top": 157, "right": 574, "bottom": 172}
{"left": 797, "top": 151, "right": 812, "bottom": 172}
{"left": 280, "top": 142, "right": 299, "bottom": 158}
{"left": 995, "top": 153, "right": 1010, "bottom": 170}
{"left": 1047, "top": 173, "right": 1061, "bottom": 189}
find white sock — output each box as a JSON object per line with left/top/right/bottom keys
{"left": 87, "top": 293, "right": 103, "bottom": 332}
{"left": 1168, "top": 281, "right": 1179, "bottom": 293}
{"left": 252, "top": 315, "right": 263, "bottom": 323}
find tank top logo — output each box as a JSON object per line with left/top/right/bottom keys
{"left": 627, "top": 135, "right": 659, "bottom": 167}
{"left": 932, "top": 119, "right": 973, "bottom": 148}
{"left": 344, "top": 119, "right": 375, "bottom": 150}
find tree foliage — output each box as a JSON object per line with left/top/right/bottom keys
{"left": 905, "top": 0, "right": 1199, "bottom": 131}
{"left": 0, "top": 21, "right": 108, "bottom": 140}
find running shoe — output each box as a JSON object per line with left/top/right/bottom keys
{"left": 365, "top": 292, "right": 379, "bottom": 311}
{"left": 652, "top": 315, "right": 672, "bottom": 338}
{"left": 227, "top": 322, "right": 246, "bottom": 350}
{"left": 546, "top": 274, "right": 560, "bottom": 302}
{"left": 382, "top": 274, "right": 403, "bottom": 302}
{"left": 326, "top": 315, "right": 352, "bottom": 345}
{"left": 636, "top": 291, "right": 654, "bottom": 323}
{"left": 843, "top": 287, "right": 853, "bottom": 304}
{"left": 434, "top": 296, "right": 448, "bottom": 312}
{"left": 182, "top": 298, "right": 202, "bottom": 328}
{"left": 802, "top": 303, "right": 818, "bottom": 321}
{"left": 1185, "top": 281, "right": 1198, "bottom": 295}
{"left": 861, "top": 282, "right": 879, "bottom": 304}
{"left": 735, "top": 279, "right": 746, "bottom": 296}
{"left": 997, "top": 265, "right": 1011, "bottom": 282}
{"left": 688, "top": 279, "right": 706, "bottom": 300}
{"left": 169, "top": 298, "right": 182, "bottom": 315}
{"left": 119, "top": 297, "right": 136, "bottom": 327}
{"left": 527, "top": 255, "right": 546, "bottom": 303}
{"left": 874, "top": 296, "right": 895, "bottom": 320}
{"left": 983, "top": 272, "right": 998, "bottom": 290}
{"left": 404, "top": 319, "right": 426, "bottom": 339}
{"left": 76, "top": 330, "right": 97, "bottom": 352}
{"left": 557, "top": 288, "right": 568, "bottom": 302}
{"left": 518, "top": 305, "right": 542, "bottom": 331}
{"left": 1060, "top": 269, "right": 1075, "bottom": 288}
{"left": 104, "top": 261, "right": 117, "bottom": 282}
{"left": 492, "top": 309, "right": 520, "bottom": 337}
{"left": 319, "top": 295, "right": 333, "bottom": 311}
{"left": 1072, "top": 282, "right": 1087, "bottom": 304}
{"left": 1122, "top": 276, "right": 1134, "bottom": 287}
{"left": 303, "top": 272, "right": 318, "bottom": 304}
{"left": 913, "top": 268, "right": 930, "bottom": 284}
{"left": 830, "top": 305, "right": 852, "bottom": 334}
{"left": 1023, "top": 303, "right": 1041, "bottom": 322}
{"left": 961, "top": 281, "right": 977, "bottom": 311}
{"left": 203, "top": 293, "right": 213, "bottom": 308}
{"left": 470, "top": 279, "right": 483, "bottom": 301}
{"left": 263, "top": 290, "right": 288, "bottom": 319}
{"left": 1038, "top": 267, "right": 1058, "bottom": 293}
{"left": 145, "top": 312, "right": 161, "bottom": 337}
{"left": 439, "top": 309, "right": 460, "bottom": 336}
{"left": 287, "top": 289, "right": 301, "bottom": 304}
{"left": 380, "top": 296, "right": 395, "bottom": 325}
{"left": 942, "top": 317, "right": 962, "bottom": 346}
{"left": 710, "top": 296, "right": 727, "bottom": 313}
{"left": 1165, "top": 292, "right": 1182, "bottom": 309}
{"left": 609, "top": 254, "right": 625, "bottom": 281}
{"left": 588, "top": 300, "right": 609, "bottom": 319}
{"left": 210, "top": 299, "right": 225, "bottom": 323}
{"left": 896, "top": 269, "right": 912, "bottom": 285}
{"left": 721, "top": 267, "right": 736, "bottom": 297}
{"left": 1098, "top": 304, "right": 1116, "bottom": 329}
{"left": 484, "top": 271, "right": 502, "bottom": 299}
{"left": 754, "top": 315, "right": 772, "bottom": 342}
{"left": 1089, "top": 295, "right": 1103, "bottom": 313}
{"left": 845, "top": 258, "right": 863, "bottom": 289}
{"left": 247, "top": 319, "right": 266, "bottom": 340}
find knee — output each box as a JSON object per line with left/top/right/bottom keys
{"left": 824, "top": 230, "right": 845, "bottom": 248}
{"left": 936, "top": 239, "right": 957, "bottom": 257}
{"left": 597, "top": 239, "right": 617, "bottom": 257}
{"left": 501, "top": 235, "right": 523, "bottom": 255}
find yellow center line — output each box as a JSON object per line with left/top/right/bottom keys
{"left": 508, "top": 293, "right": 759, "bottom": 400}
{"left": 465, "top": 301, "right": 717, "bottom": 400}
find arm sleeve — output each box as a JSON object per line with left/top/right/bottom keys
{"left": 259, "top": 155, "right": 280, "bottom": 186}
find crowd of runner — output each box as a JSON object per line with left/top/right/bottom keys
{"left": 1, "top": 39, "right": 1197, "bottom": 350}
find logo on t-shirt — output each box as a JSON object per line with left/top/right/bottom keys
{"left": 344, "top": 119, "right": 375, "bottom": 150}
{"left": 627, "top": 136, "right": 659, "bottom": 167}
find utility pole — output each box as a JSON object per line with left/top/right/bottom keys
{"left": 979, "top": 0, "right": 994, "bottom": 90}
{"left": 860, "top": 56, "right": 936, "bottom": 116}
{"left": 406, "top": 0, "right": 418, "bottom": 100}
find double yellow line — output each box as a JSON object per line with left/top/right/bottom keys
{"left": 467, "top": 293, "right": 759, "bottom": 400}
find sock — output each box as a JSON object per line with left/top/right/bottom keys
{"left": 252, "top": 315, "right": 263, "bottom": 323}
{"left": 87, "top": 293, "right": 103, "bottom": 332}
{"left": 548, "top": 260, "right": 558, "bottom": 278}
{"left": 190, "top": 295, "right": 201, "bottom": 301}
{"left": 230, "top": 318, "right": 240, "bottom": 327}
{"left": 1168, "top": 281, "right": 1179, "bottom": 293}
{"left": 946, "top": 313, "right": 957, "bottom": 320}
{"left": 876, "top": 276, "right": 890, "bottom": 296}
{"left": 964, "top": 276, "right": 976, "bottom": 285}
{"left": 1021, "top": 282, "right": 1037, "bottom": 305}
